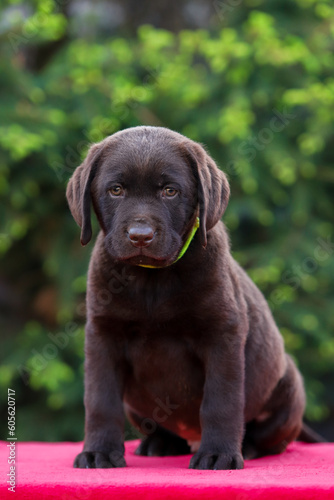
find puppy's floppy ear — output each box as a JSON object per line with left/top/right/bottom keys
{"left": 66, "top": 142, "right": 103, "bottom": 246}
{"left": 184, "top": 141, "right": 230, "bottom": 248}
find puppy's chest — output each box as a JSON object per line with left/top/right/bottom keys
{"left": 120, "top": 272, "right": 195, "bottom": 321}
{"left": 124, "top": 326, "right": 203, "bottom": 400}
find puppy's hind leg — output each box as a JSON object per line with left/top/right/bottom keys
{"left": 244, "top": 354, "right": 306, "bottom": 458}
{"left": 126, "top": 409, "right": 191, "bottom": 456}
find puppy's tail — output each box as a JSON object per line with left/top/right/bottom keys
{"left": 298, "top": 423, "right": 327, "bottom": 443}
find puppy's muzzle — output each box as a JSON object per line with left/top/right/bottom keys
{"left": 127, "top": 222, "right": 155, "bottom": 248}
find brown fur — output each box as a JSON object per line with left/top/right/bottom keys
{"left": 66, "top": 126, "right": 306, "bottom": 470}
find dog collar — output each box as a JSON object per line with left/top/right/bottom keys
{"left": 138, "top": 217, "right": 200, "bottom": 269}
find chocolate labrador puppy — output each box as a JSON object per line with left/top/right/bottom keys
{"left": 66, "top": 126, "right": 307, "bottom": 470}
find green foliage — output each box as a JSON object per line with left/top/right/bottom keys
{"left": 1, "top": 0, "right": 333, "bottom": 441}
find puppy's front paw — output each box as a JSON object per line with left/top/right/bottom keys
{"left": 189, "top": 449, "right": 244, "bottom": 470}
{"left": 74, "top": 450, "right": 126, "bottom": 468}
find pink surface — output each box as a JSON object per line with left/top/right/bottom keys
{"left": 1, "top": 440, "right": 334, "bottom": 499}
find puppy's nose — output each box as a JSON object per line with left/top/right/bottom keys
{"left": 127, "top": 224, "right": 155, "bottom": 248}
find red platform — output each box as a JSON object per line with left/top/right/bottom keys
{"left": 1, "top": 440, "right": 334, "bottom": 499}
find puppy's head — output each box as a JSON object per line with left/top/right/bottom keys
{"left": 66, "top": 126, "right": 229, "bottom": 268}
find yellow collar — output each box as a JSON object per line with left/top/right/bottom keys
{"left": 138, "top": 217, "right": 200, "bottom": 269}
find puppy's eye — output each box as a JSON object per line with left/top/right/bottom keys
{"left": 108, "top": 186, "right": 124, "bottom": 197}
{"left": 163, "top": 187, "right": 178, "bottom": 198}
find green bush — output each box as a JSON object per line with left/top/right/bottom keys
{"left": 1, "top": 0, "right": 333, "bottom": 441}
